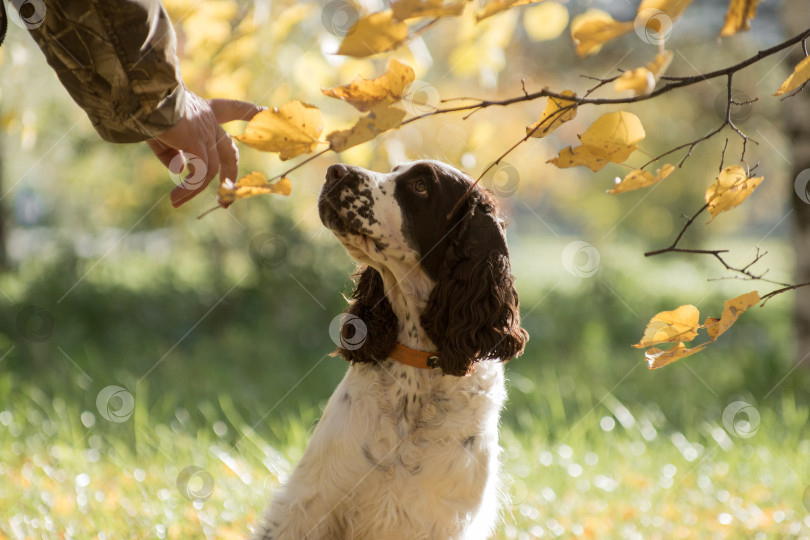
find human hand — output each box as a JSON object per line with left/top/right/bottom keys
{"left": 146, "top": 91, "right": 264, "bottom": 208}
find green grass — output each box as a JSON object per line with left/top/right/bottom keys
{"left": 2, "top": 370, "right": 810, "bottom": 539}
{"left": 2, "top": 234, "right": 810, "bottom": 539}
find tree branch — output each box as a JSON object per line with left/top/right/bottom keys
{"left": 646, "top": 203, "right": 801, "bottom": 302}
{"left": 401, "top": 29, "right": 810, "bottom": 127}
{"left": 436, "top": 30, "right": 809, "bottom": 220}
{"left": 213, "top": 29, "right": 810, "bottom": 307}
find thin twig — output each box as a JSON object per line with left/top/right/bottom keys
{"left": 761, "top": 281, "right": 810, "bottom": 304}
{"left": 196, "top": 204, "right": 222, "bottom": 220}
{"left": 197, "top": 148, "right": 331, "bottom": 219}
{"left": 779, "top": 79, "right": 810, "bottom": 101}
{"left": 640, "top": 123, "right": 727, "bottom": 169}
{"left": 719, "top": 138, "right": 729, "bottom": 172}
{"left": 446, "top": 101, "right": 578, "bottom": 219}
{"left": 640, "top": 73, "right": 757, "bottom": 170}
{"left": 268, "top": 148, "right": 331, "bottom": 182}
{"left": 645, "top": 203, "right": 710, "bottom": 257}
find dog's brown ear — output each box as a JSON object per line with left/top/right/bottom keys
{"left": 421, "top": 199, "right": 528, "bottom": 377}
{"left": 336, "top": 265, "right": 398, "bottom": 365}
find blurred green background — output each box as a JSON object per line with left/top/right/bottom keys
{"left": 1, "top": 0, "right": 809, "bottom": 538}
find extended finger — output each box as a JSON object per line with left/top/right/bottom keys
{"left": 209, "top": 98, "right": 265, "bottom": 124}
{"left": 217, "top": 130, "right": 239, "bottom": 186}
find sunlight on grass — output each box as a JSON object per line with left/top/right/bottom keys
{"left": 2, "top": 372, "right": 809, "bottom": 539}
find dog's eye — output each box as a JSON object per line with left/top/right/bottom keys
{"left": 412, "top": 179, "right": 428, "bottom": 196}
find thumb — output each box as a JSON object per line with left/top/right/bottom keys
{"left": 209, "top": 99, "right": 265, "bottom": 124}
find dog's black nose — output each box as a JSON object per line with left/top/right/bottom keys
{"left": 326, "top": 164, "right": 350, "bottom": 182}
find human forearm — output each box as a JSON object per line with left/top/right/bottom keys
{"left": 27, "top": 0, "right": 186, "bottom": 142}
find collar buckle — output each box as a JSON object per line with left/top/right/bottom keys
{"left": 389, "top": 343, "right": 441, "bottom": 370}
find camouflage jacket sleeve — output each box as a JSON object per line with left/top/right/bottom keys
{"left": 27, "top": 0, "right": 186, "bottom": 143}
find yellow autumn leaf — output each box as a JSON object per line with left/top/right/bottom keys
{"left": 633, "top": 304, "right": 700, "bottom": 349}
{"left": 234, "top": 101, "right": 323, "bottom": 160}
{"left": 322, "top": 59, "right": 415, "bottom": 113}
{"left": 632, "top": 0, "right": 693, "bottom": 51}
{"left": 547, "top": 146, "right": 610, "bottom": 172}
{"left": 526, "top": 90, "right": 577, "bottom": 138}
{"left": 570, "top": 9, "right": 634, "bottom": 56}
{"left": 607, "top": 164, "right": 674, "bottom": 194}
{"left": 336, "top": 10, "right": 409, "bottom": 58}
{"left": 649, "top": 50, "right": 674, "bottom": 74}
{"left": 645, "top": 342, "right": 707, "bottom": 370}
{"left": 704, "top": 291, "right": 760, "bottom": 341}
{"left": 391, "top": 0, "right": 467, "bottom": 20}
{"left": 614, "top": 51, "right": 673, "bottom": 95}
{"left": 637, "top": 0, "right": 694, "bottom": 20}
{"left": 327, "top": 105, "right": 407, "bottom": 153}
{"left": 548, "top": 111, "right": 645, "bottom": 172}
{"left": 571, "top": 1, "right": 691, "bottom": 56}
{"left": 523, "top": 1, "right": 569, "bottom": 41}
{"left": 636, "top": 290, "right": 758, "bottom": 369}
{"left": 719, "top": 0, "right": 759, "bottom": 37}
{"left": 218, "top": 173, "right": 292, "bottom": 207}
{"left": 578, "top": 110, "right": 646, "bottom": 152}
{"left": 615, "top": 68, "right": 655, "bottom": 96}
{"left": 704, "top": 165, "right": 764, "bottom": 222}
{"left": 774, "top": 55, "right": 810, "bottom": 97}
{"left": 476, "top": 0, "right": 544, "bottom": 22}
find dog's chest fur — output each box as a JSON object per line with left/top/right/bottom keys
{"left": 300, "top": 360, "right": 505, "bottom": 539}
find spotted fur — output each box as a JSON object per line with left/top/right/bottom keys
{"left": 252, "top": 160, "right": 528, "bottom": 540}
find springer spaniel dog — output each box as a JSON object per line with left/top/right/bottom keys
{"left": 253, "top": 160, "right": 528, "bottom": 540}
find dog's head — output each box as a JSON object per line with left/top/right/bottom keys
{"left": 318, "top": 160, "right": 527, "bottom": 376}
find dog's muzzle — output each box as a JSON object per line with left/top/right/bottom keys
{"left": 318, "top": 164, "right": 369, "bottom": 236}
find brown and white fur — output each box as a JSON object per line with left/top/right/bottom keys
{"left": 252, "top": 160, "right": 528, "bottom": 540}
